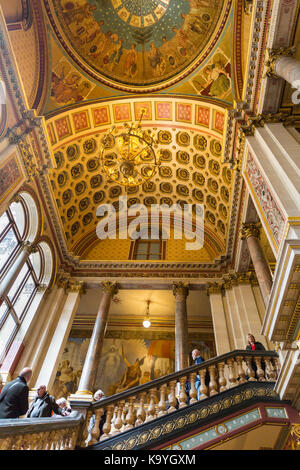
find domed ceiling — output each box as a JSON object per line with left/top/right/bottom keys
{"left": 44, "top": 0, "right": 232, "bottom": 91}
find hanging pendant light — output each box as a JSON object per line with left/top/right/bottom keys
{"left": 143, "top": 299, "right": 151, "bottom": 328}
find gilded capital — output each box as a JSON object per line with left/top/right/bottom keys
{"left": 67, "top": 279, "right": 86, "bottom": 295}
{"left": 206, "top": 282, "right": 222, "bottom": 295}
{"left": 56, "top": 272, "right": 70, "bottom": 290}
{"left": 101, "top": 281, "right": 119, "bottom": 297}
{"left": 240, "top": 222, "right": 261, "bottom": 240}
{"left": 264, "top": 46, "right": 296, "bottom": 79}
{"left": 236, "top": 272, "right": 252, "bottom": 285}
{"left": 172, "top": 282, "right": 189, "bottom": 301}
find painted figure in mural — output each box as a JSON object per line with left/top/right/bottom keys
{"left": 61, "top": 0, "right": 97, "bottom": 26}
{"left": 148, "top": 42, "right": 163, "bottom": 77}
{"left": 125, "top": 43, "right": 138, "bottom": 78}
{"left": 172, "top": 25, "right": 195, "bottom": 58}
{"left": 51, "top": 71, "right": 90, "bottom": 104}
{"left": 97, "top": 344, "right": 123, "bottom": 392}
{"left": 203, "top": 59, "right": 231, "bottom": 98}
{"left": 107, "top": 38, "right": 124, "bottom": 72}
{"left": 115, "top": 345, "right": 145, "bottom": 393}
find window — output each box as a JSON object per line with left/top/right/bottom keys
{"left": 0, "top": 195, "right": 53, "bottom": 363}
{"left": 133, "top": 240, "right": 163, "bottom": 260}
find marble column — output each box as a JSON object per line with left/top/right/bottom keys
{"left": 207, "top": 283, "right": 231, "bottom": 355}
{"left": 173, "top": 282, "right": 189, "bottom": 371}
{"left": 265, "top": 47, "right": 300, "bottom": 86}
{"left": 34, "top": 279, "right": 85, "bottom": 391}
{"left": 240, "top": 223, "right": 272, "bottom": 307}
{"left": 23, "top": 275, "right": 70, "bottom": 384}
{"left": 76, "top": 281, "right": 118, "bottom": 396}
{"left": 0, "top": 241, "right": 37, "bottom": 306}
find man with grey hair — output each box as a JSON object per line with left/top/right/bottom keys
{"left": 0, "top": 367, "right": 32, "bottom": 418}
{"left": 27, "top": 385, "right": 64, "bottom": 418}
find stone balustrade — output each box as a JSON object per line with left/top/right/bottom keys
{"left": 0, "top": 411, "right": 83, "bottom": 450}
{"left": 85, "top": 350, "right": 279, "bottom": 446}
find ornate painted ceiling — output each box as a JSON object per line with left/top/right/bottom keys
{"left": 4, "top": 0, "right": 253, "bottom": 267}
{"left": 44, "top": 0, "right": 232, "bottom": 92}
{"left": 46, "top": 97, "right": 233, "bottom": 261}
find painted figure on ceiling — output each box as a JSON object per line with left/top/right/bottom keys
{"left": 125, "top": 43, "right": 138, "bottom": 78}
{"left": 203, "top": 59, "right": 231, "bottom": 98}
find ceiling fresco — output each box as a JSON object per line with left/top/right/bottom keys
{"left": 44, "top": 0, "right": 232, "bottom": 92}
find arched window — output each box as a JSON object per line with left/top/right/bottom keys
{"left": 0, "top": 194, "right": 53, "bottom": 362}
{"left": 131, "top": 227, "right": 167, "bottom": 260}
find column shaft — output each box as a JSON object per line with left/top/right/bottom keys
{"left": 207, "top": 286, "right": 231, "bottom": 355}
{"left": 34, "top": 281, "right": 84, "bottom": 390}
{"left": 173, "top": 283, "right": 189, "bottom": 371}
{"left": 77, "top": 282, "right": 118, "bottom": 394}
{"left": 275, "top": 56, "right": 300, "bottom": 86}
{"left": 246, "top": 235, "right": 272, "bottom": 306}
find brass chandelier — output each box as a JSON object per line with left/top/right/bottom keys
{"left": 99, "top": 109, "right": 160, "bottom": 188}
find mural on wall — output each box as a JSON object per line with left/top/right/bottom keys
{"left": 45, "top": 0, "right": 231, "bottom": 89}
{"left": 52, "top": 337, "right": 176, "bottom": 397}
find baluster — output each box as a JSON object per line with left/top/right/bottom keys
{"left": 0, "top": 437, "right": 13, "bottom": 450}
{"left": 189, "top": 373, "right": 198, "bottom": 404}
{"left": 158, "top": 384, "right": 168, "bottom": 416}
{"left": 178, "top": 377, "right": 188, "bottom": 408}
{"left": 245, "top": 356, "right": 257, "bottom": 381}
{"left": 110, "top": 405, "right": 118, "bottom": 435}
{"left": 80, "top": 409, "right": 92, "bottom": 447}
{"left": 199, "top": 368, "right": 208, "bottom": 400}
{"left": 112, "top": 400, "right": 125, "bottom": 435}
{"left": 167, "top": 380, "right": 178, "bottom": 412}
{"left": 236, "top": 356, "right": 247, "bottom": 383}
{"left": 226, "top": 358, "right": 239, "bottom": 387}
{"left": 264, "top": 356, "right": 277, "bottom": 381}
{"left": 90, "top": 407, "right": 104, "bottom": 444}
{"left": 136, "top": 392, "right": 147, "bottom": 425}
{"left": 275, "top": 357, "right": 281, "bottom": 375}
{"left": 125, "top": 396, "right": 136, "bottom": 430}
{"left": 146, "top": 388, "right": 157, "bottom": 422}
{"left": 100, "top": 404, "right": 114, "bottom": 440}
{"left": 208, "top": 365, "right": 218, "bottom": 396}
{"left": 217, "top": 361, "right": 227, "bottom": 392}
{"left": 254, "top": 356, "right": 266, "bottom": 381}
{"left": 121, "top": 404, "right": 128, "bottom": 432}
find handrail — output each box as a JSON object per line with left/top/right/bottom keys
{"left": 82, "top": 349, "right": 280, "bottom": 446}
{"left": 0, "top": 411, "right": 84, "bottom": 450}
{"left": 92, "top": 350, "right": 278, "bottom": 409}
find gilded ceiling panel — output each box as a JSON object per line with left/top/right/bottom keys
{"left": 46, "top": 97, "right": 233, "bottom": 261}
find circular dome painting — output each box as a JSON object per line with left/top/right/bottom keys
{"left": 45, "top": 0, "right": 231, "bottom": 91}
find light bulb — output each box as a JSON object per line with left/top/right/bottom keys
{"left": 143, "top": 318, "right": 151, "bottom": 328}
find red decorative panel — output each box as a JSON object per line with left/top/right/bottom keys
{"left": 72, "top": 110, "right": 90, "bottom": 132}
{"left": 113, "top": 103, "right": 131, "bottom": 122}
{"left": 0, "top": 154, "right": 23, "bottom": 204}
{"left": 176, "top": 103, "right": 192, "bottom": 123}
{"left": 213, "top": 110, "right": 225, "bottom": 134}
{"left": 134, "top": 102, "right": 152, "bottom": 120}
{"left": 54, "top": 116, "right": 72, "bottom": 140}
{"left": 155, "top": 102, "right": 172, "bottom": 120}
{"left": 196, "top": 106, "right": 210, "bottom": 127}
{"left": 92, "top": 106, "right": 110, "bottom": 126}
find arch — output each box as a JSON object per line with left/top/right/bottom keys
{"left": 18, "top": 191, "right": 39, "bottom": 243}
{"left": 38, "top": 240, "right": 54, "bottom": 286}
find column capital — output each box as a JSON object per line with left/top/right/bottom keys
{"left": 206, "top": 282, "right": 223, "bottom": 296}
{"left": 172, "top": 282, "right": 189, "bottom": 301}
{"left": 265, "top": 46, "right": 296, "bottom": 79}
{"left": 66, "top": 279, "right": 86, "bottom": 295}
{"left": 101, "top": 281, "right": 119, "bottom": 297}
{"left": 56, "top": 272, "right": 70, "bottom": 290}
{"left": 240, "top": 222, "right": 261, "bottom": 241}
{"left": 21, "top": 241, "right": 38, "bottom": 255}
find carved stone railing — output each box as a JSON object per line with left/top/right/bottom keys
{"left": 85, "top": 350, "right": 279, "bottom": 446}
{"left": 0, "top": 411, "right": 83, "bottom": 450}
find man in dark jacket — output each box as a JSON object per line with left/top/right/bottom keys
{"left": 27, "top": 385, "right": 64, "bottom": 418}
{"left": 0, "top": 367, "right": 32, "bottom": 419}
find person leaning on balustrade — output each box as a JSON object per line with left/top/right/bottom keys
{"left": 27, "top": 385, "right": 64, "bottom": 418}
{"left": 88, "top": 389, "right": 106, "bottom": 442}
{"left": 53, "top": 397, "right": 72, "bottom": 417}
{"left": 0, "top": 367, "right": 32, "bottom": 419}
{"left": 185, "top": 349, "right": 205, "bottom": 403}
{"left": 246, "top": 333, "right": 266, "bottom": 351}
